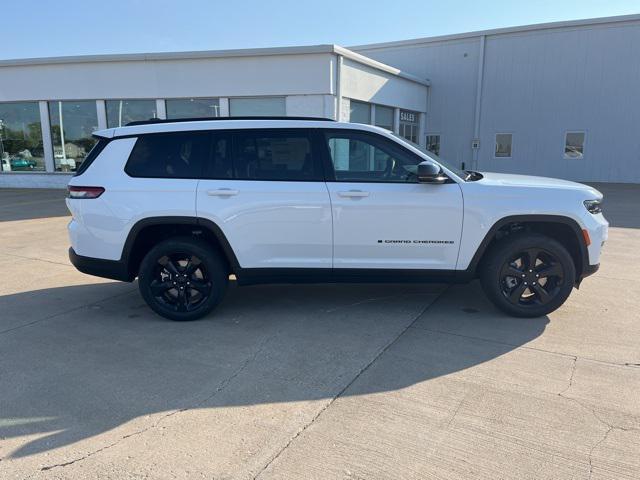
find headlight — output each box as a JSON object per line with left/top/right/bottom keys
{"left": 584, "top": 199, "right": 602, "bottom": 214}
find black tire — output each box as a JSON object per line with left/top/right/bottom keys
{"left": 479, "top": 233, "right": 576, "bottom": 318}
{"left": 138, "top": 237, "right": 228, "bottom": 321}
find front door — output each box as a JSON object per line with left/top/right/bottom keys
{"left": 322, "top": 129, "right": 463, "bottom": 270}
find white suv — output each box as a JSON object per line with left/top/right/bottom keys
{"left": 67, "top": 117, "right": 608, "bottom": 321}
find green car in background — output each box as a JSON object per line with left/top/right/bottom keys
{"left": 9, "top": 157, "right": 38, "bottom": 171}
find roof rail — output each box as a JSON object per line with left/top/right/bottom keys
{"left": 125, "top": 116, "right": 335, "bottom": 126}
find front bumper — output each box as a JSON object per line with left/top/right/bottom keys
{"left": 69, "top": 248, "right": 131, "bottom": 282}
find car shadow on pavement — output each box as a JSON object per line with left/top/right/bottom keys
{"left": 0, "top": 280, "right": 549, "bottom": 460}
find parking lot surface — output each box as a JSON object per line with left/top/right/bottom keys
{"left": 0, "top": 185, "right": 639, "bottom": 479}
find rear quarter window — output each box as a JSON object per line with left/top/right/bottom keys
{"left": 125, "top": 131, "right": 211, "bottom": 179}
{"left": 73, "top": 138, "right": 110, "bottom": 176}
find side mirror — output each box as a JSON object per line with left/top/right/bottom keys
{"left": 417, "top": 161, "right": 448, "bottom": 184}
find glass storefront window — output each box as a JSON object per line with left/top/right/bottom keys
{"left": 48, "top": 101, "right": 98, "bottom": 172}
{"left": 0, "top": 102, "right": 45, "bottom": 172}
{"left": 374, "top": 105, "right": 394, "bottom": 131}
{"left": 349, "top": 100, "right": 371, "bottom": 124}
{"left": 399, "top": 109, "right": 419, "bottom": 144}
{"left": 229, "top": 97, "right": 286, "bottom": 116}
{"left": 166, "top": 98, "right": 220, "bottom": 119}
{"left": 106, "top": 99, "right": 157, "bottom": 128}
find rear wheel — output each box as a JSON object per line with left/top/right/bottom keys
{"left": 480, "top": 233, "right": 575, "bottom": 317}
{"left": 138, "top": 237, "right": 228, "bottom": 321}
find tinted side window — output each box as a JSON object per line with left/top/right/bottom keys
{"left": 203, "top": 134, "right": 233, "bottom": 179}
{"left": 233, "top": 130, "right": 319, "bottom": 181}
{"left": 324, "top": 130, "right": 422, "bottom": 183}
{"left": 125, "top": 132, "right": 210, "bottom": 179}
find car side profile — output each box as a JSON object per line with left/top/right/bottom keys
{"left": 67, "top": 117, "right": 608, "bottom": 321}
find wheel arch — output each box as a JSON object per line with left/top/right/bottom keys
{"left": 464, "top": 215, "right": 589, "bottom": 283}
{"left": 121, "top": 216, "right": 240, "bottom": 280}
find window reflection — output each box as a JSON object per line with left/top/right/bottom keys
{"left": 349, "top": 100, "right": 371, "bottom": 124}
{"left": 166, "top": 98, "right": 220, "bottom": 119}
{"left": 426, "top": 134, "right": 441, "bottom": 156}
{"left": 229, "top": 97, "right": 286, "bottom": 117}
{"left": 48, "top": 101, "right": 99, "bottom": 172}
{"left": 0, "top": 102, "right": 45, "bottom": 172}
{"left": 495, "top": 133, "right": 513, "bottom": 158}
{"left": 106, "top": 99, "right": 157, "bottom": 127}
{"left": 564, "top": 132, "right": 585, "bottom": 159}
{"left": 374, "top": 105, "right": 394, "bottom": 131}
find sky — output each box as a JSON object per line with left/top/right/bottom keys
{"left": 1, "top": 0, "right": 639, "bottom": 60}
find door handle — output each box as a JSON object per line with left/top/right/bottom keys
{"left": 206, "top": 188, "right": 239, "bottom": 197}
{"left": 338, "top": 190, "right": 369, "bottom": 198}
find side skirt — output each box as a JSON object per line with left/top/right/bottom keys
{"left": 235, "top": 268, "right": 470, "bottom": 286}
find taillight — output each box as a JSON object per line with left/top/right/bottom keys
{"left": 68, "top": 186, "right": 105, "bottom": 199}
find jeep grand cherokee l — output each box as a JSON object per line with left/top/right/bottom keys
{"left": 66, "top": 117, "right": 608, "bottom": 321}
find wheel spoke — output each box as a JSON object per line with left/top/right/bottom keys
{"left": 523, "top": 248, "right": 541, "bottom": 270}
{"left": 531, "top": 283, "right": 551, "bottom": 302}
{"left": 159, "top": 257, "right": 180, "bottom": 276}
{"left": 190, "top": 280, "right": 212, "bottom": 296}
{"left": 150, "top": 280, "right": 173, "bottom": 296}
{"left": 536, "top": 263, "right": 563, "bottom": 279}
{"left": 184, "top": 256, "right": 201, "bottom": 276}
{"left": 508, "top": 282, "right": 527, "bottom": 302}
{"left": 503, "top": 265, "right": 524, "bottom": 278}
{"left": 176, "top": 287, "right": 188, "bottom": 312}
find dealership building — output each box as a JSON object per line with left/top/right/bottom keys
{"left": 1, "top": 14, "right": 639, "bottom": 188}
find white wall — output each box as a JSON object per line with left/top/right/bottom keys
{"left": 340, "top": 58, "right": 428, "bottom": 112}
{"left": 0, "top": 53, "right": 336, "bottom": 101}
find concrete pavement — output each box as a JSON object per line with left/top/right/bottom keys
{"left": 0, "top": 185, "right": 638, "bottom": 479}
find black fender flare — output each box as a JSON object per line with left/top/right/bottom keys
{"left": 461, "top": 214, "right": 589, "bottom": 280}
{"left": 120, "top": 216, "right": 241, "bottom": 278}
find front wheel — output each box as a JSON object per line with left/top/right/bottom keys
{"left": 138, "top": 237, "right": 228, "bottom": 321}
{"left": 480, "top": 233, "right": 576, "bottom": 318}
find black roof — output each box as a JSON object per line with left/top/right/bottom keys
{"left": 125, "top": 116, "right": 334, "bottom": 127}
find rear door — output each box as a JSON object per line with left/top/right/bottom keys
{"left": 322, "top": 129, "right": 463, "bottom": 270}
{"left": 196, "top": 128, "right": 332, "bottom": 269}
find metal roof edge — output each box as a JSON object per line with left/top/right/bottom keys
{"left": 0, "top": 44, "right": 337, "bottom": 67}
{"left": 332, "top": 46, "right": 430, "bottom": 86}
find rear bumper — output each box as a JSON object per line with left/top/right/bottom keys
{"left": 69, "top": 248, "right": 131, "bottom": 282}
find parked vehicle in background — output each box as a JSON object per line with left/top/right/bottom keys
{"left": 66, "top": 118, "right": 608, "bottom": 321}
{"left": 9, "top": 156, "right": 37, "bottom": 170}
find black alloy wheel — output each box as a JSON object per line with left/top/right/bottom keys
{"left": 150, "top": 253, "right": 212, "bottom": 313}
{"left": 499, "top": 248, "right": 564, "bottom": 307}
{"left": 138, "top": 237, "right": 228, "bottom": 321}
{"left": 480, "top": 233, "right": 576, "bottom": 318}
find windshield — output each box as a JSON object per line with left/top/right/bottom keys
{"left": 391, "top": 133, "right": 469, "bottom": 180}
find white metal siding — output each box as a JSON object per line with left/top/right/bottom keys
{"left": 478, "top": 23, "right": 640, "bottom": 182}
